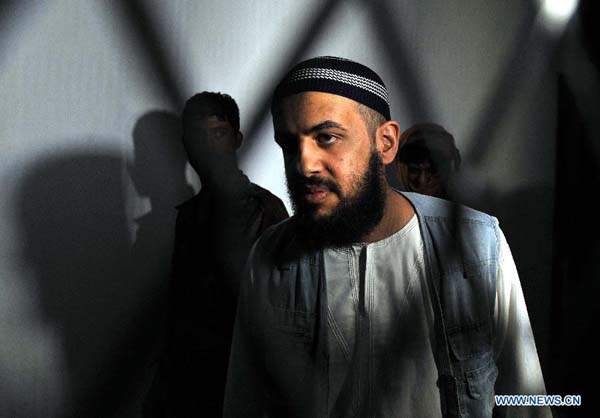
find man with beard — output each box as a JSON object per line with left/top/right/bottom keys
{"left": 224, "top": 57, "right": 549, "bottom": 418}
{"left": 144, "top": 92, "right": 288, "bottom": 417}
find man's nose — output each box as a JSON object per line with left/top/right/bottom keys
{"left": 296, "top": 138, "right": 324, "bottom": 177}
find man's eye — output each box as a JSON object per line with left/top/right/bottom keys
{"left": 316, "top": 134, "right": 338, "bottom": 145}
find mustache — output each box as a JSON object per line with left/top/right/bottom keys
{"left": 287, "top": 174, "right": 342, "bottom": 196}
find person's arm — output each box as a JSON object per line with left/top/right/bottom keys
{"left": 493, "top": 229, "right": 552, "bottom": 417}
{"left": 224, "top": 191, "right": 289, "bottom": 298}
{"left": 245, "top": 191, "right": 289, "bottom": 243}
{"left": 142, "top": 208, "right": 189, "bottom": 417}
{"left": 256, "top": 195, "right": 289, "bottom": 236}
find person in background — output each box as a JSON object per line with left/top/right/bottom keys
{"left": 144, "top": 92, "right": 288, "bottom": 418}
{"left": 395, "top": 123, "right": 461, "bottom": 198}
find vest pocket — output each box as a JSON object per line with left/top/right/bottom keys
{"left": 447, "top": 326, "right": 497, "bottom": 417}
{"left": 458, "top": 359, "right": 498, "bottom": 417}
{"left": 447, "top": 322, "right": 492, "bottom": 360}
{"left": 267, "top": 307, "right": 315, "bottom": 345}
{"left": 262, "top": 308, "right": 319, "bottom": 416}
{"left": 466, "top": 360, "right": 498, "bottom": 399}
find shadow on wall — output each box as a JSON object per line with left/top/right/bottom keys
{"left": 15, "top": 112, "right": 191, "bottom": 418}
{"left": 17, "top": 151, "right": 131, "bottom": 417}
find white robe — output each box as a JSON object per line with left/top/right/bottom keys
{"left": 324, "top": 214, "right": 551, "bottom": 417}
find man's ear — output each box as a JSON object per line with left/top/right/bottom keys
{"left": 235, "top": 132, "right": 243, "bottom": 149}
{"left": 376, "top": 120, "right": 401, "bottom": 165}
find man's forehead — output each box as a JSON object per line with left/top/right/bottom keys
{"left": 281, "top": 91, "right": 359, "bottom": 109}
{"left": 276, "top": 92, "right": 360, "bottom": 127}
{"left": 200, "top": 114, "right": 231, "bottom": 128}
{"left": 203, "top": 114, "right": 227, "bottom": 122}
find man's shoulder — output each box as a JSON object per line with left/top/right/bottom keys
{"left": 250, "top": 216, "right": 303, "bottom": 266}
{"left": 248, "top": 182, "right": 290, "bottom": 226}
{"left": 402, "top": 191, "right": 497, "bottom": 226}
{"left": 249, "top": 183, "right": 286, "bottom": 207}
{"left": 403, "top": 192, "right": 502, "bottom": 268}
{"left": 254, "top": 215, "right": 295, "bottom": 247}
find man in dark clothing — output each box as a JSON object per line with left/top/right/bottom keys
{"left": 145, "top": 92, "right": 288, "bottom": 417}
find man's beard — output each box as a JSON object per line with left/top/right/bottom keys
{"left": 286, "top": 151, "right": 387, "bottom": 248}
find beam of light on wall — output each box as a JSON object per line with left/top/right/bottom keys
{"left": 541, "top": 0, "right": 579, "bottom": 31}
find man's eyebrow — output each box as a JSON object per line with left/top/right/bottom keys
{"left": 302, "top": 120, "right": 346, "bottom": 135}
{"left": 274, "top": 120, "right": 346, "bottom": 142}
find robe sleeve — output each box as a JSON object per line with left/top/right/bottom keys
{"left": 493, "top": 228, "right": 553, "bottom": 418}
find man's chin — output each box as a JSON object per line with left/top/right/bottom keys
{"left": 294, "top": 199, "right": 332, "bottom": 218}
{"left": 296, "top": 209, "right": 325, "bottom": 225}
{"left": 308, "top": 206, "right": 334, "bottom": 221}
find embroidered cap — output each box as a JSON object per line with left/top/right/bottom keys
{"left": 272, "top": 56, "right": 391, "bottom": 120}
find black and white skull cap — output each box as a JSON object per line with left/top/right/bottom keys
{"left": 272, "top": 56, "right": 391, "bottom": 121}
